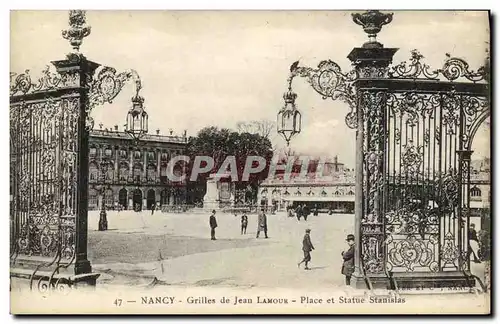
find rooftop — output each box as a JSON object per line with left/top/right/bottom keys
{"left": 90, "top": 129, "right": 189, "bottom": 144}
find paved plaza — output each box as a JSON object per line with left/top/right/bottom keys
{"left": 88, "top": 210, "right": 486, "bottom": 291}
{"left": 88, "top": 210, "right": 357, "bottom": 288}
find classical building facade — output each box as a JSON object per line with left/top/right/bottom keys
{"left": 257, "top": 156, "right": 356, "bottom": 213}
{"left": 88, "top": 127, "right": 188, "bottom": 211}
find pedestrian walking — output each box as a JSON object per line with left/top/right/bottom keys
{"left": 241, "top": 213, "right": 248, "bottom": 235}
{"left": 298, "top": 229, "right": 314, "bottom": 270}
{"left": 468, "top": 223, "right": 481, "bottom": 263}
{"left": 151, "top": 203, "right": 156, "bottom": 215}
{"left": 256, "top": 208, "right": 268, "bottom": 238}
{"left": 341, "top": 234, "right": 355, "bottom": 285}
{"left": 209, "top": 210, "right": 217, "bottom": 240}
{"left": 295, "top": 204, "right": 302, "bottom": 221}
{"left": 303, "top": 205, "right": 310, "bottom": 221}
{"left": 313, "top": 204, "right": 319, "bottom": 216}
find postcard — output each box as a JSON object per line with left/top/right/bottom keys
{"left": 9, "top": 9, "right": 491, "bottom": 315}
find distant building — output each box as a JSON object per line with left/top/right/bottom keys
{"left": 257, "top": 155, "right": 355, "bottom": 213}
{"left": 469, "top": 158, "right": 490, "bottom": 221}
{"left": 88, "top": 126, "right": 188, "bottom": 211}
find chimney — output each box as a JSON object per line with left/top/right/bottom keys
{"left": 169, "top": 129, "right": 173, "bottom": 135}
{"left": 114, "top": 125, "right": 118, "bottom": 131}
{"left": 156, "top": 129, "right": 160, "bottom": 135}
{"left": 183, "top": 130, "right": 187, "bottom": 137}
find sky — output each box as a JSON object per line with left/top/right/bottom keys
{"left": 10, "top": 10, "right": 490, "bottom": 167}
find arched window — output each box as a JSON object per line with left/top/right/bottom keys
{"left": 471, "top": 186, "right": 481, "bottom": 197}
{"left": 89, "top": 162, "right": 99, "bottom": 181}
{"left": 119, "top": 162, "right": 129, "bottom": 181}
{"left": 89, "top": 188, "right": 98, "bottom": 208}
{"left": 104, "top": 188, "right": 114, "bottom": 207}
{"left": 147, "top": 164, "right": 156, "bottom": 181}
{"left": 105, "top": 162, "right": 114, "bottom": 181}
{"left": 104, "top": 147, "right": 113, "bottom": 158}
{"left": 133, "top": 164, "right": 142, "bottom": 182}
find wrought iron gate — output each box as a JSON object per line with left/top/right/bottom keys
{"left": 281, "top": 11, "right": 489, "bottom": 287}
{"left": 357, "top": 52, "right": 489, "bottom": 278}
{"left": 10, "top": 59, "right": 98, "bottom": 283}
{"left": 10, "top": 10, "right": 146, "bottom": 290}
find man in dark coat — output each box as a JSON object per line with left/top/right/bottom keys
{"left": 298, "top": 229, "right": 314, "bottom": 270}
{"left": 303, "top": 205, "right": 310, "bottom": 221}
{"left": 341, "top": 234, "right": 355, "bottom": 285}
{"left": 209, "top": 210, "right": 217, "bottom": 240}
{"left": 241, "top": 212, "right": 248, "bottom": 235}
{"left": 256, "top": 208, "right": 268, "bottom": 238}
{"left": 295, "top": 204, "right": 302, "bottom": 221}
{"left": 468, "top": 223, "right": 481, "bottom": 263}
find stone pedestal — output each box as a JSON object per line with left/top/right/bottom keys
{"left": 203, "top": 177, "right": 219, "bottom": 210}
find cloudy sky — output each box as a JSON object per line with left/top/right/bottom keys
{"left": 10, "top": 10, "right": 490, "bottom": 167}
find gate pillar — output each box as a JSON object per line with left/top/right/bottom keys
{"left": 347, "top": 44, "right": 398, "bottom": 289}
{"left": 52, "top": 56, "right": 100, "bottom": 276}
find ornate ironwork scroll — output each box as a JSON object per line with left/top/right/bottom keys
{"left": 10, "top": 66, "right": 81, "bottom": 96}
{"left": 86, "top": 66, "right": 142, "bottom": 131}
{"left": 360, "top": 90, "right": 387, "bottom": 274}
{"left": 289, "top": 60, "right": 358, "bottom": 129}
{"left": 389, "top": 50, "right": 486, "bottom": 83}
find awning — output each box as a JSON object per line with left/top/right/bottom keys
{"left": 282, "top": 196, "right": 355, "bottom": 202}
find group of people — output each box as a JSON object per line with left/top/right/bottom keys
{"left": 288, "top": 204, "right": 319, "bottom": 221}
{"left": 208, "top": 208, "right": 355, "bottom": 285}
{"left": 208, "top": 208, "right": 269, "bottom": 241}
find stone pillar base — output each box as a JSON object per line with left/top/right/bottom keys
{"left": 203, "top": 200, "right": 219, "bottom": 211}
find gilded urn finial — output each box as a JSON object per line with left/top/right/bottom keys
{"left": 352, "top": 10, "right": 393, "bottom": 48}
{"left": 62, "top": 10, "right": 91, "bottom": 54}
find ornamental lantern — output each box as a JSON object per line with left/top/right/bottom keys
{"left": 277, "top": 89, "right": 301, "bottom": 146}
{"left": 126, "top": 88, "right": 148, "bottom": 141}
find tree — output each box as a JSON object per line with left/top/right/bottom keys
{"left": 236, "top": 119, "right": 275, "bottom": 139}
{"left": 186, "top": 126, "right": 274, "bottom": 204}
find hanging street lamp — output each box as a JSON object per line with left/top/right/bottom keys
{"left": 277, "top": 71, "right": 302, "bottom": 146}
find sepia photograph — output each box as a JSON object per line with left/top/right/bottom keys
{"left": 9, "top": 9, "right": 491, "bottom": 315}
